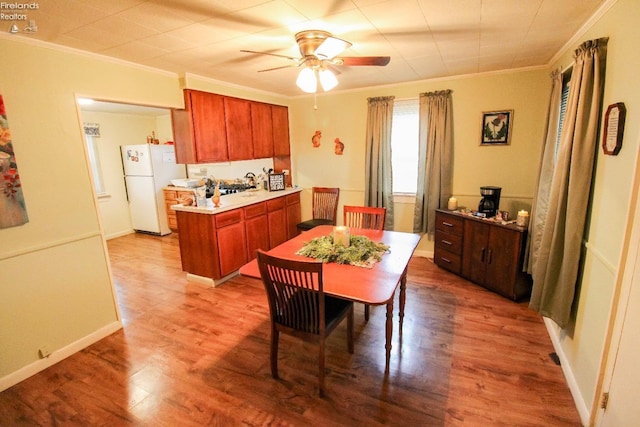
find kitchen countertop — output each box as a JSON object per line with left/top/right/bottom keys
{"left": 171, "top": 187, "right": 302, "bottom": 215}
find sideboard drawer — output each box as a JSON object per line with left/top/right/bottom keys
{"left": 434, "top": 248, "right": 461, "bottom": 274}
{"left": 435, "top": 230, "right": 463, "bottom": 255}
{"left": 435, "top": 211, "right": 464, "bottom": 236}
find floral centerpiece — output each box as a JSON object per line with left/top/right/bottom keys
{"left": 296, "top": 232, "right": 390, "bottom": 268}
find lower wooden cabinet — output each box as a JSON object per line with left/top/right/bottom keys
{"left": 285, "top": 192, "right": 301, "bottom": 239}
{"left": 175, "top": 192, "right": 302, "bottom": 283}
{"left": 215, "top": 209, "right": 248, "bottom": 277}
{"left": 244, "top": 202, "right": 269, "bottom": 261}
{"left": 434, "top": 209, "right": 531, "bottom": 300}
{"left": 267, "top": 197, "right": 287, "bottom": 248}
{"left": 163, "top": 188, "right": 196, "bottom": 232}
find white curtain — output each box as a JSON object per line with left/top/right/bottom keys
{"left": 529, "top": 38, "right": 608, "bottom": 328}
{"left": 413, "top": 90, "right": 453, "bottom": 237}
{"left": 524, "top": 69, "right": 563, "bottom": 275}
{"left": 365, "top": 96, "right": 395, "bottom": 230}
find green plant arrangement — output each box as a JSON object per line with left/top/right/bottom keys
{"left": 296, "top": 233, "right": 390, "bottom": 268}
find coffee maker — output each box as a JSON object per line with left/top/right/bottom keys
{"left": 478, "top": 186, "right": 501, "bottom": 217}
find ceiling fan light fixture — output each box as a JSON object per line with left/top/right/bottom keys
{"left": 315, "top": 36, "right": 352, "bottom": 60}
{"left": 318, "top": 68, "right": 338, "bottom": 91}
{"left": 296, "top": 67, "right": 317, "bottom": 93}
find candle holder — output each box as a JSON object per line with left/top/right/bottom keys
{"left": 448, "top": 197, "right": 458, "bottom": 210}
{"left": 333, "top": 226, "right": 351, "bottom": 247}
{"left": 516, "top": 210, "right": 529, "bottom": 227}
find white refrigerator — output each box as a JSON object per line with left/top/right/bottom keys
{"left": 121, "top": 144, "right": 186, "bottom": 236}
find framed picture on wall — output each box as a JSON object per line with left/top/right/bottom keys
{"left": 481, "top": 110, "right": 513, "bottom": 145}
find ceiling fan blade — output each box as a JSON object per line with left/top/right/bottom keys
{"left": 240, "top": 50, "right": 299, "bottom": 61}
{"left": 258, "top": 64, "right": 300, "bottom": 72}
{"left": 337, "top": 56, "right": 391, "bottom": 66}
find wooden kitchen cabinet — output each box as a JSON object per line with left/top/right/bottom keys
{"left": 215, "top": 209, "right": 248, "bottom": 277}
{"left": 175, "top": 191, "right": 302, "bottom": 285}
{"left": 172, "top": 90, "right": 228, "bottom": 164}
{"left": 434, "top": 209, "right": 531, "bottom": 300}
{"left": 285, "top": 192, "right": 301, "bottom": 239}
{"left": 272, "top": 104, "right": 290, "bottom": 156}
{"left": 244, "top": 202, "right": 269, "bottom": 260}
{"left": 267, "top": 197, "right": 287, "bottom": 248}
{"left": 251, "top": 102, "right": 274, "bottom": 159}
{"left": 224, "top": 97, "right": 253, "bottom": 161}
{"left": 163, "top": 188, "right": 196, "bottom": 232}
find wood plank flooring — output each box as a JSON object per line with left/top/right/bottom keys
{"left": 0, "top": 232, "right": 582, "bottom": 426}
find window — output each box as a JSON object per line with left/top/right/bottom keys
{"left": 556, "top": 68, "right": 572, "bottom": 156}
{"left": 84, "top": 133, "right": 106, "bottom": 196}
{"left": 391, "top": 99, "right": 419, "bottom": 194}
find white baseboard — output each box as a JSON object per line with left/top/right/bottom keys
{"left": 105, "top": 229, "right": 135, "bottom": 240}
{"left": 543, "top": 317, "right": 590, "bottom": 426}
{"left": 0, "top": 321, "right": 123, "bottom": 392}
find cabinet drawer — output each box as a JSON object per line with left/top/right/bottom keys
{"left": 244, "top": 202, "right": 267, "bottom": 219}
{"left": 286, "top": 192, "right": 300, "bottom": 205}
{"left": 434, "top": 248, "right": 462, "bottom": 274}
{"left": 215, "top": 209, "right": 243, "bottom": 228}
{"left": 435, "top": 230, "right": 463, "bottom": 255}
{"left": 435, "top": 212, "right": 464, "bottom": 236}
{"left": 267, "top": 197, "right": 285, "bottom": 211}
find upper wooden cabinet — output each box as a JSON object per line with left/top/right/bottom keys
{"left": 272, "top": 104, "right": 290, "bottom": 156}
{"left": 172, "top": 90, "right": 228, "bottom": 163}
{"left": 251, "top": 102, "right": 275, "bottom": 159}
{"left": 224, "top": 97, "right": 253, "bottom": 161}
{"left": 172, "top": 89, "right": 290, "bottom": 164}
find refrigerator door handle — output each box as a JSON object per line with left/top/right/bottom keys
{"left": 123, "top": 177, "right": 130, "bottom": 202}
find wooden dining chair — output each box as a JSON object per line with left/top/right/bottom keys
{"left": 343, "top": 205, "right": 386, "bottom": 231}
{"left": 343, "top": 205, "right": 387, "bottom": 320}
{"left": 296, "top": 187, "right": 340, "bottom": 232}
{"left": 256, "top": 250, "right": 354, "bottom": 397}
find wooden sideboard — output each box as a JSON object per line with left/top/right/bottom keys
{"left": 433, "top": 209, "right": 532, "bottom": 300}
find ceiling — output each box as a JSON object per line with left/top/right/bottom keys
{"left": 7, "top": 0, "right": 607, "bottom": 97}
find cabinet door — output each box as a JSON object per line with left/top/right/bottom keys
{"left": 485, "top": 227, "right": 523, "bottom": 298}
{"left": 462, "top": 220, "right": 489, "bottom": 285}
{"left": 272, "top": 105, "right": 290, "bottom": 156}
{"left": 188, "top": 91, "right": 228, "bottom": 162}
{"left": 285, "top": 194, "right": 301, "bottom": 239}
{"left": 251, "top": 102, "right": 274, "bottom": 159}
{"left": 268, "top": 209, "right": 287, "bottom": 248}
{"left": 224, "top": 97, "right": 253, "bottom": 160}
{"left": 217, "top": 222, "right": 248, "bottom": 276}
{"left": 246, "top": 214, "right": 269, "bottom": 260}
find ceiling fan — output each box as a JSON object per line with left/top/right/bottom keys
{"left": 241, "top": 30, "right": 391, "bottom": 93}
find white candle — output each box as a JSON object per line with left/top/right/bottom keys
{"left": 333, "top": 226, "right": 351, "bottom": 247}
{"left": 516, "top": 210, "right": 529, "bottom": 227}
{"left": 448, "top": 197, "right": 458, "bottom": 210}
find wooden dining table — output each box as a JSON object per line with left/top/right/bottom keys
{"left": 238, "top": 225, "right": 421, "bottom": 373}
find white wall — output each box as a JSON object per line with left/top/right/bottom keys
{"left": 0, "top": 35, "right": 183, "bottom": 386}
{"left": 543, "top": 0, "right": 640, "bottom": 423}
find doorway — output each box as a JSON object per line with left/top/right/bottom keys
{"left": 77, "top": 99, "right": 174, "bottom": 239}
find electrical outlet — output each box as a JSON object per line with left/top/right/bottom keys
{"left": 283, "top": 169, "right": 290, "bottom": 175}
{"left": 38, "top": 346, "right": 51, "bottom": 359}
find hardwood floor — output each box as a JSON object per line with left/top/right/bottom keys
{"left": 0, "top": 232, "right": 582, "bottom": 426}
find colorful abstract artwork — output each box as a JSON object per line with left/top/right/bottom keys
{"left": 0, "top": 94, "right": 29, "bottom": 229}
